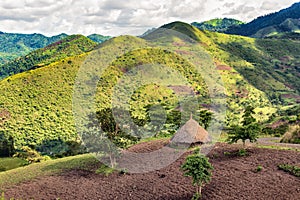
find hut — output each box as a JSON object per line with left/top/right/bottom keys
{"left": 170, "top": 115, "right": 210, "bottom": 146}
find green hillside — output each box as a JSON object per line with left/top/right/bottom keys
{"left": 192, "top": 18, "right": 244, "bottom": 32}
{"left": 0, "top": 34, "right": 209, "bottom": 155}
{"left": 0, "top": 35, "right": 97, "bottom": 80}
{"left": 87, "top": 34, "right": 111, "bottom": 43}
{"left": 0, "top": 32, "right": 67, "bottom": 65}
{"left": 158, "top": 22, "right": 300, "bottom": 124}
{"left": 226, "top": 2, "right": 300, "bottom": 38}
{"left": 0, "top": 22, "right": 299, "bottom": 155}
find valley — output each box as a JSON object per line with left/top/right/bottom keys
{"left": 0, "top": 1, "right": 300, "bottom": 199}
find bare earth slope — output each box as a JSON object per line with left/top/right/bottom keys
{"left": 5, "top": 142, "right": 300, "bottom": 200}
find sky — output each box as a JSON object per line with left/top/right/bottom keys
{"left": 0, "top": 0, "right": 299, "bottom": 36}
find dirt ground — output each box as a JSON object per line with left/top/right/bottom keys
{"left": 4, "top": 141, "right": 300, "bottom": 200}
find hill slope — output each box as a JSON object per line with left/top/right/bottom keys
{"left": 0, "top": 34, "right": 209, "bottom": 154}
{"left": 226, "top": 2, "right": 300, "bottom": 37}
{"left": 0, "top": 35, "right": 97, "bottom": 80}
{"left": 87, "top": 34, "right": 111, "bottom": 43}
{"left": 0, "top": 32, "right": 67, "bottom": 65}
{"left": 158, "top": 22, "right": 300, "bottom": 124}
{"left": 1, "top": 21, "right": 300, "bottom": 154}
{"left": 192, "top": 18, "right": 244, "bottom": 32}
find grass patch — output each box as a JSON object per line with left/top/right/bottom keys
{"left": 0, "top": 158, "right": 28, "bottom": 172}
{"left": 0, "top": 154, "right": 99, "bottom": 190}
{"left": 257, "top": 145, "right": 300, "bottom": 152}
{"left": 95, "top": 164, "right": 115, "bottom": 176}
{"left": 255, "top": 165, "right": 263, "bottom": 172}
{"left": 278, "top": 164, "right": 300, "bottom": 177}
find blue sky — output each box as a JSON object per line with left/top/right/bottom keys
{"left": 0, "top": 0, "right": 298, "bottom": 36}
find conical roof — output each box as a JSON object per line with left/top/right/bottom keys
{"left": 171, "top": 116, "right": 209, "bottom": 145}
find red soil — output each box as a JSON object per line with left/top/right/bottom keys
{"left": 4, "top": 142, "right": 300, "bottom": 200}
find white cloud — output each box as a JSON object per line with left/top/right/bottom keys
{"left": 0, "top": 0, "right": 298, "bottom": 36}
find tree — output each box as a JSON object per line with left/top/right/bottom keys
{"left": 84, "top": 108, "right": 138, "bottom": 168}
{"left": 198, "top": 109, "right": 213, "bottom": 130}
{"left": 181, "top": 148, "right": 214, "bottom": 199}
{"left": 0, "top": 132, "right": 15, "bottom": 157}
{"left": 227, "top": 106, "right": 260, "bottom": 148}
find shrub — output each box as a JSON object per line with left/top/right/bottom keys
{"left": 278, "top": 164, "right": 300, "bottom": 177}
{"left": 256, "top": 165, "right": 263, "bottom": 172}
{"left": 181, "top": 148, "right": 213, "bottom": 199}
{"left": 281, "top": 125, "right": 300, "bottom": 144}
{"left": 0, "top": 133, "right": 15, "bottom": 157}
{"left": 13, "top": 146, "right": 51, "bottom": 163}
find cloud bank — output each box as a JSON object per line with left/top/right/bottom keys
{"left": 0, "top": 0, "right": 298, "bottom": 36}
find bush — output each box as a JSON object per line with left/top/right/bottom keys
{"left": 13, "top": 146, "right": 51, "bottom": 163}
{"left": 256, "top": 165, "right": 263, "bottom": 172}
{"left": 181, "top": 148, "right": 213, "bottom": 199}
{"left": 278, "top": 164, "right": 300, "bottom": 177}
{"left": 281, "top": 125, "right": 300, "bottom": 144}
{"left": 37, "top": 139, "right": 86, "bottom": 158}
{"left": 0, "top": 133, "right": 15, "bottom": 157}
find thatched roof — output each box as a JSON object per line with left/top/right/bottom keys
{"left": 171, "top": 116, "right": 209, "bottom": 145}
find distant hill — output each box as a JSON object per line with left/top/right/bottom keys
{"left": 0, "top": 35, "right": 97, "bottom": 80}
{"left": 87, "top": 34, "right": 111, "bottom": 43}
{"left": 0, "top": 32, "right": 67, "bottom": 65}
{"left": 0, "top": 32, "right": 110, "bottom": 66}
{"left": 192, "top": 18, "right": 244, "bottom": 32}
{"left": 158, "top": 21, "right": 300, "bottom": 124}
{"left": 1, "top": 21, "right": 300, "bottom": 154}
{"left": 266, "top": 32, "right": 300, "bottom": 40}
{"left": 226, "top": 2, "right": 300, "bottom": 38}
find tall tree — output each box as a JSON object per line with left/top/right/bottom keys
{"left": 227, "top": 106, "right": 260, "bottom": 148}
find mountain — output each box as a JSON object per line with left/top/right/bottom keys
{"left": 0, "top": 32, "right": 68, "bottom": 65}
{"left": 159, "top": 22, "right": 300, "bottom": 124}
{"left": 192, "top": 18, "right": 244, "bottom": 32}
{"left": 0, "top": 21, "right": 300, "bottom": 155}
{"left": 0, "top": 35, "right": 97, "bottom": 80}
{"left": 87, "top": 34, "right": 111, "bottom": 43}
{"left": 0, "top": 32, "right": 110, "bottom": 66}
{"left": 0, "top": 34, "right": 207, "bottom": 154}
{"left": 266, "top": 32, "right": 300, "bottom": 40}
{"left": 226, "top": 2, "right": 300, "bottom": 38}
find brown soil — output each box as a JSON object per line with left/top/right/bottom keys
{"left": 4, "top": 141, "right": 300, "bottom": 200}
{"left": 216, "top": 65, "right": 232, "bottom": 71}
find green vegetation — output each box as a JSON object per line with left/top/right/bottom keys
{"left": 257, "top": 145, "right": 300, "bottom": 152}
{"left": 0, "top": 157, "right": 28, "bottom": 172}
{"left": 281, "top": 125, "right": 300, "bottom": 144}
{"left": 256, "top": 165, "right": 263, "bottom": 172}
{"left": 162, "top": 21, "right": 300, "bottom": 127}
{"left": 0, "top": 133, "right": 14, "bottom": 157}
{"left": 192, "top": 18, "right": 244, "bottom": 32}
{"left": 181, "top": 148, "right": 213, "bottom": 199}
{"left": 0, "top": 35, "right": 97, "bottom": 79}
{"left": 87, "top": 34, "right": 111, "bottom": 43}
{"left": 95, "top": 164, "right": 115, "bottom": 176}
{"left": 13, "top": 146, "right": 51, "bottom": 163}
{"left": 1, "top": 21, "right": 300, "bottom": 157}
{"left": 227, "top": 106, "right": 260, "bottom": 148}
{"left": 0, "top": 54, "right": 87, "bottom": 154}
{"left": 278, "top": 164, "right": 300, "bottom": 177}
{"left": 266, "top": 32, "right": 300, "bottom": 40}
{"left": 0, "top": 32, "right": 67, "bottom": 65}
{"left": 226, "top": 2, "right": 300, "bottom": 38}
{"left": 0, "top": 32, "right": 109, "bottom": 66}
{"left": 192, "top": 3, "right": 300, "bottom": 38}
{"left": 0, "top": 34, "right": 210, "bottom": 155}
{"left": 0, "top": 154, "right": 98, "bottom": 189}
